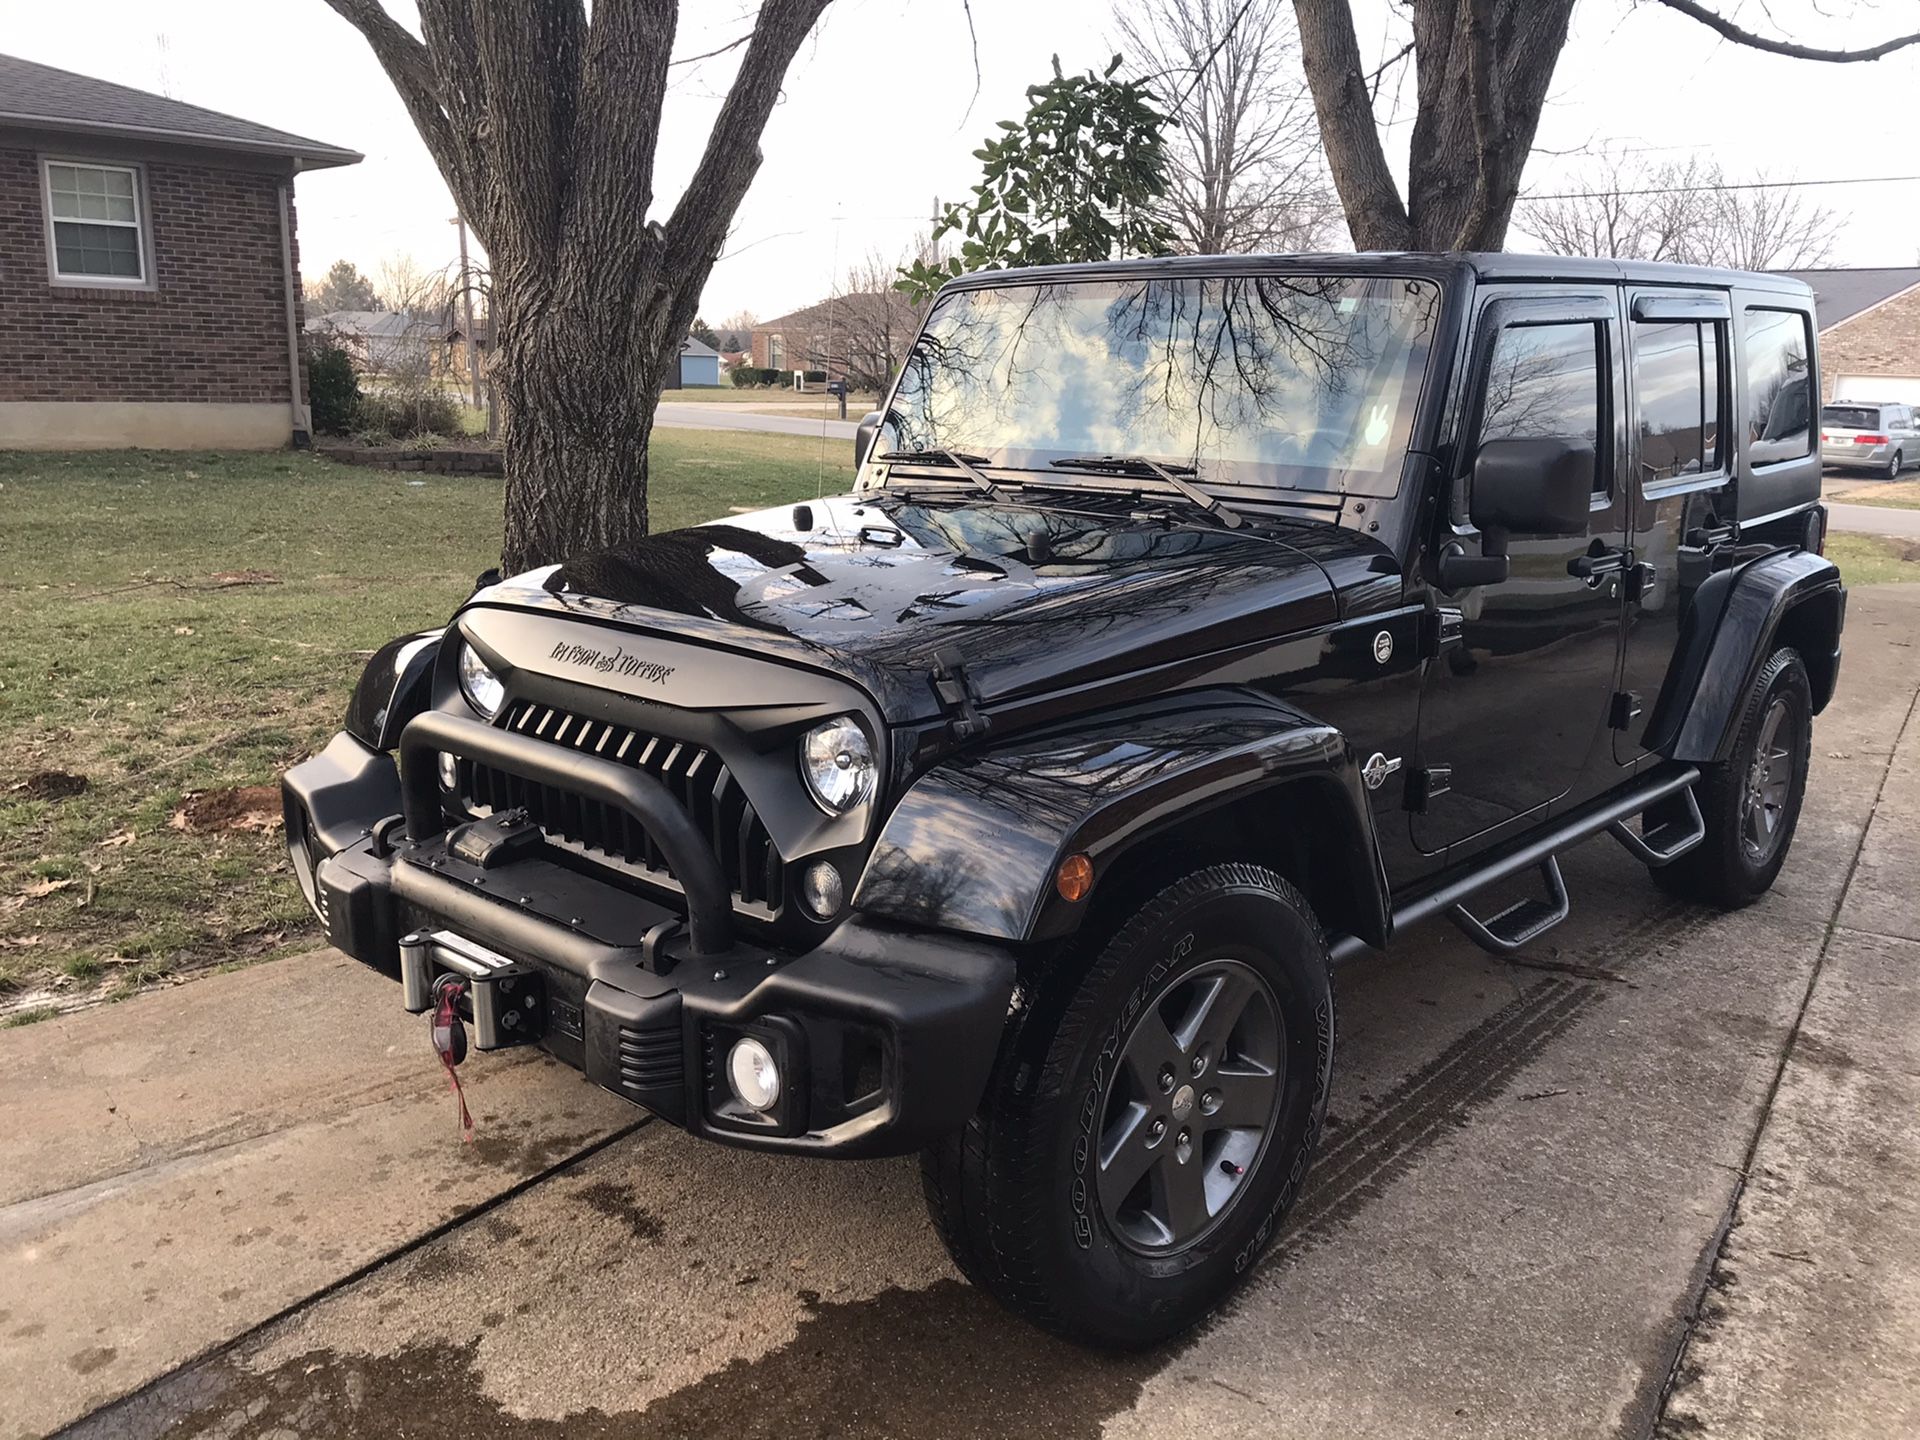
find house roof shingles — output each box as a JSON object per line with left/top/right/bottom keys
{"left": 1775, "top": 267, "right": 1920, "bottom": 333}
{"left": 0, "top": 52, "right": 361, "bottom": 168}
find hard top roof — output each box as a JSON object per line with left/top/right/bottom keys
{"left": 942, "top": 251, "right": 1813, "bottom": 298}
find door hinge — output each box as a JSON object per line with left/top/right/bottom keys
{"left": 1609, "top": 690, "right": 1643, "bottom": 731}
{"left": 1419, "top": 606, "right": 1464, "bottom": 659}
{"left": 929, "top": 646, "right": 992, "bottom": 741}
{"left": 1405, "top": 764, "right": 1452, "bottom": 813}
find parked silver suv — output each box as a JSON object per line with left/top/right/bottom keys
{"left": 1821, "top": 400, "right": 1916, "bottom": 478}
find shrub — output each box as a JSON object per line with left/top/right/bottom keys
{"left": 801, "top": 369, "right": 827, "bottom": 384}
{"left": 730, "top": 366, "right": 782, "bottom": 388}
{"left": 357, "top": 388, "right": 463, "bottom": 440}
{"left": 307, "top": 338, "right": 361, "bottom": 435}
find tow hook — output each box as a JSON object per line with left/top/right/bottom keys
{"left": 430, "top": 974, "right": 475, "bottom": 1142}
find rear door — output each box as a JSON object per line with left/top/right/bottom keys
{"left": 1615, "top": 289, "right": 1735, "bottom": 764}
{"left": 1412, "top": 287, "right": 1628, "bottom": 854}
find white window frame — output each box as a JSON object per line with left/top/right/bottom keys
{"left": 41, "top": 157, "right": 153, "bottom": 289}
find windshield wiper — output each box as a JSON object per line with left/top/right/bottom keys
{"left": 1048, "top": 455, "right": 1244, "bottom": 529}
{"left": 876, "top": 448, "right": 1010, "bottom": 501}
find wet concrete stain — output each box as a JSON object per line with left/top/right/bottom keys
{"left": 574, "top": 1181, "right": 663, "bottom": 1242}
{"left": 69, "top": 1346, "right": 117, "bottom": 1375}
{"left": 145, "top": 1282, "right": 1147, "bottom": 1440}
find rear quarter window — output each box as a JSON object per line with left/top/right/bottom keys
{"left": 1744, "top": 307, "right": 1814, "bottom": 465}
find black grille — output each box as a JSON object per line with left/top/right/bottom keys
{"left": 459, "top": 699, "right": 784, "bottom": 912}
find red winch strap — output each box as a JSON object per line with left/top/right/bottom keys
{"left": 431, "top": 979, "right": 476, "bottom": 1143}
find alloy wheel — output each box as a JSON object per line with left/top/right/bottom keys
{"left": 1741, "top": 696, "right": 1797, "bottom": 863}
{"left": 1095, "top": 957, "right": 1285, "bottom": 1253}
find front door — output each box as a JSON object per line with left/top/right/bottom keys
{"left": 1412, "top": 289, "right": 1628, "bottom": 854}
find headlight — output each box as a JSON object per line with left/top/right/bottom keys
{"left": 457, "top": 641, "right": 505, "bottom": 719}
{"left": 800, "top": 715, "right": 875, "bottom": 813}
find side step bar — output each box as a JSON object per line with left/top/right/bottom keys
{"left": 1449, "top": 857, "right": 1569, "bottom": 954}
{"left": 1328, "top": 765, "right": 1702, "bottom": 964}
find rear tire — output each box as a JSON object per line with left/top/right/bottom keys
{"left": 1651, "top": 647, "right": 1811, "bottom": 909}
{"left": 920, "top": 864, "right": 1334, "bottom": 1349}
{"left": 1887, "top": 449, "right": 1905, "bottom": 480}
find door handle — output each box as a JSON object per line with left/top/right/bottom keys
{"left": 1567, "top": 544, "right": 1629, "bottom": 584}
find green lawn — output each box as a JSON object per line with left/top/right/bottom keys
{"left": 660, "top": 386, "right": 881, "bottom": 409}
{"left": 1826, "top": 532, "right": 1920, "bottom": 586}
{"left": 0, "top": 433, "right": 841, "bottom": 1012}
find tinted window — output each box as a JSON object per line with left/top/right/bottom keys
{"left": 1480, "top": 321, "right": 1603, "bottom": 491}
{"left": 1744, "top": 308, "right": 1814, "bottom": 463}
{"left": 1633, "top": 321, "right": 1723, "bottom": 481}
{"left": 1823, "top": 405, "right": 1880, "bottom": 430}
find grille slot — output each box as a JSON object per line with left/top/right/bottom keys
{"left": 459, "top": 700, "right": 784, "bottom": 914}
{"left": 617, "top": 1019, "right": 683, "bottom": 1093}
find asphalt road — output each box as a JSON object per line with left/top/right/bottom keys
{"left": 1825, "top": 500, "right": 1920, "bottom": 540}
{"left": 653, "top": 402, "right": 859, "bottom": 441}
{"left": 10, "top": 588, "right": 1920, "bottom": 1440}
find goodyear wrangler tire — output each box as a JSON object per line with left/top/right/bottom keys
{"left": 919, "top": 864, "right": 1334, "bottom": 1349}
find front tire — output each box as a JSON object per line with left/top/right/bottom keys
{"left": 1652, "top": 647, "right": 1811, "bottom": 908}
{"left": 920, "top": 864, "right": 1334, "bottom": 1349}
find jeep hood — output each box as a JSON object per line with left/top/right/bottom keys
{"left": 470, "top": 492, "right": 1385, "bottom": 722}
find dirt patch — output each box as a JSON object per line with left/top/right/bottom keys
{"left": 15, "top": 770, "right": 89, "bottom": 801}
{"left": 205, "top": 569, "right": 280, "bottom": 588}
{"left": 170, "top": 786, "right": 283, "bottom": 834}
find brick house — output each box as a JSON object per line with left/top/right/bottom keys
{"left": 1777, "top": 267, "right": 1920, "bottom": 400}
{"left": 748, "top": 289, "right": 925, "bottom": 391}
{"left": 0, "top": 53, "right": 359, "bottom": 449}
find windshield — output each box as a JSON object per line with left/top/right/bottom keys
{"left": 884, "top": 273, "right": 1443, "bottom": 497}
{"left": 1821, "top": 406, "right": 1880, "bottom": 429}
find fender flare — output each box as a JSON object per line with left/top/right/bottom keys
{"left": 1642, "top": 548, "right": 1844, "bottom": 764}
{"left": 852, "top": 687, "right": 1389, "bottom": 947}
{"left": 344, "top": 629, "right": 443, "bottom": 751}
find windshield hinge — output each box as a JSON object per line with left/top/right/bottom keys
{"left": 929, "top": 646, "right": 992, "bottom": 741}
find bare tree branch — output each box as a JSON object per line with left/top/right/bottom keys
{"left": 1651, "top": 0, "right": 1920, "bottom": 62}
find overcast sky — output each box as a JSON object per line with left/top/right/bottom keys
{"left": 4, "top": 0, "right": 1915, "bottom": 323}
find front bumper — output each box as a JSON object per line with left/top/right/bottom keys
{"left": 283, "top": 729, "right": 1016, "bottom": 1158}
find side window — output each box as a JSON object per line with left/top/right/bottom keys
{"left": 1632, "top": 320, "right": 1724, "bottom": 482}
{"left": 1479, "top": 320, "right": 1603, "bottom": 493}
{"left": 1744, "top": 308, "right": 1814, "bottom": 464}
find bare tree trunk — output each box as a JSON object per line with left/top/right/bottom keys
{"left": 1292, "top": 0, "right": 1913, "bottom": 257}
{"left": 324, "top": 0, "right": 833, "bottom": 573}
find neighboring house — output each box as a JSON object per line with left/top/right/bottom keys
{"left": 1775, "top": 267, "right": 1920, "bottom": 400}
{"left": 0, "top": 53, "right": 359, "bottom": 449}
{"left": 677, "top": 334, "right": 721, "bottom": 388}
{"left": 748, "top": 290, "right": 923, "bottom": 389}
{"left": 308, "top": 309, "right": 447, "bottom": 375}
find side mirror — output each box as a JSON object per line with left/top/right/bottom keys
{"left": 1470, "top": 436, "right": 1595, "bottom": 536}
{"left": 1435, "top": 436, "right": 1595, "bottom": 592}
{"left": 853, "top": 410, "right": 885, "bottom": 471}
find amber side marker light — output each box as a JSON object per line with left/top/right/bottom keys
{"left": 1056, "top": 853, "right": 1094, "bottom": 903}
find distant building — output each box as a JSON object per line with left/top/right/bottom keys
{"left": 1775, "top": 267, "right": 1920, "bottom": 400}
{"left": 677, "top": 334, "right": 721, "bottom": 387}
{"left": 0, "top": 52, "right": 359, "bottom": 448}
{"left": 748, "top": 291, "right": 924, "bottom": 390}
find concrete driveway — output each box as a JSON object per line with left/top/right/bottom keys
{"left": 10, "top": 587, "right": 1920, "bottom": 1440}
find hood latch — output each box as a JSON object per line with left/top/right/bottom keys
{"left": 930, "top": 646, "right": 992, "bottom": 741}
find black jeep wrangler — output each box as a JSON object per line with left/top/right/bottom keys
{"left": 284, "top": 254, "right": 1843, "bottom": 1348}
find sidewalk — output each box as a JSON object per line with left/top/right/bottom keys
{"left": 0, "top": 951, "right": 638, "bottom": 1439}
{"left": 1661, "top": 640, "right": 1920, "bottom": 1435}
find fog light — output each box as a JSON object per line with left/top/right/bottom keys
{"left": 437, "top": 750, "right": 458, "bottom": 791}
{"left": 726, "top": 1037, "right": 782, "bottom": 1113}
{"left": 802, "top": 860, "right": 844, "bottom": 919}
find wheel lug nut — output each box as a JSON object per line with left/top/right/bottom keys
{"left": 1175, "top": 1129, "right": 1193, "bottom": 1164}
{"left": 1148, "top": 1117, "right": 1166, "bottom": 1142}
{"left": 1157, "top": 1064, "right": 1175, "bottom": 1094}
{"left": 1190, "top": 1051, "right": 1207, "bottom": 1077}
{"left": 1201, "top": 1088, "right": 1221, "bottom": 1115}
